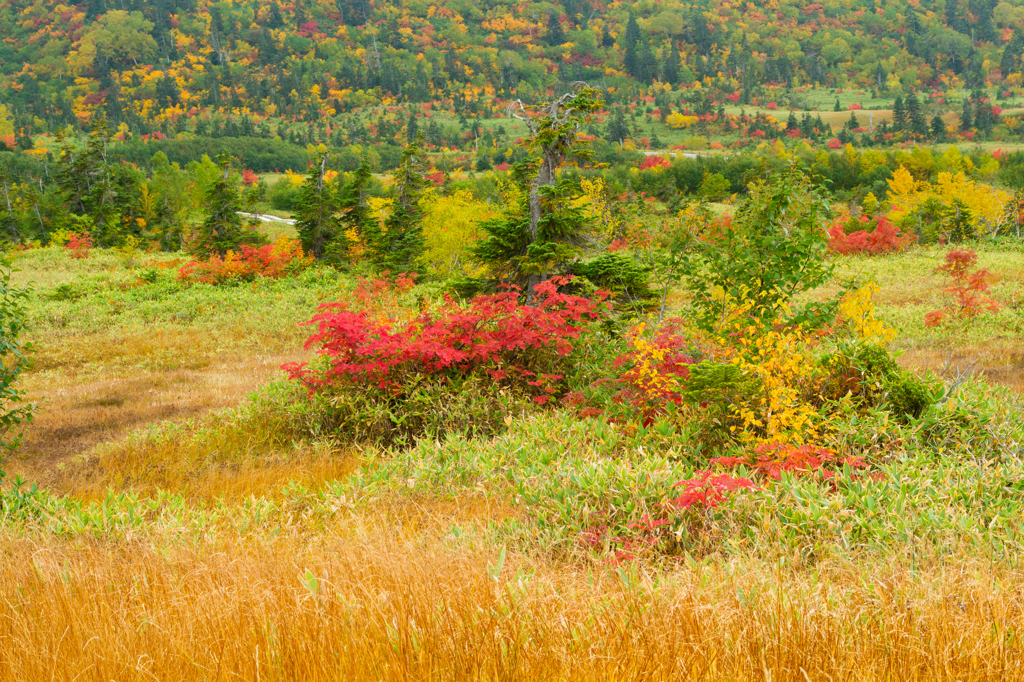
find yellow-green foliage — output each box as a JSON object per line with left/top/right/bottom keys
{"left": 887, "top": 165, "right": 1012, "bottom": 234}
{"left": 419, "top": 189, "right": 497, "bottom": 277}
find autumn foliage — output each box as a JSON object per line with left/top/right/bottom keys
{"left": 827, "top": 216, "right": 912, "bottom": 255}
{"left": 65, "top": 232, "right": 92, "bottom": 259}
{"left": 286, "top": 276, "right": 610, "bottom": 403}
{"left": 177, "top": 236, "right": 312, "bottom": 284}
{"left": 924, "top": 249, "right": 1001, "bottom": 327}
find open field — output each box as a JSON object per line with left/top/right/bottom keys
{"left": 0, "top": 236, "right": 1023, "bottom": 679}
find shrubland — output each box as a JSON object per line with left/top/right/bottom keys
{"left": 2, "top": 86, "right": 1024, "bottom": 678}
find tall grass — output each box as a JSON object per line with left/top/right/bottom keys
{"left": 2, "top": 534, "right": 1022, "bottom": 681}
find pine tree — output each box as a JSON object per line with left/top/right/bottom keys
{"left": 847, "top": 111, "right": 860, "bottom": 130}
{"left": 960, "top": 97, "right": 973, "bottom": 131}
{"left": 332, "top": 156, "right": 372, "bottom": 264}
{"left": 834, "top": 97, "right": 842, "bottom": 112}
{"left": 190, "top": 154, "right": 247, "bottom": 259}
{"left": 472, "top": 88, "right": 602, "bottom": 298}
{"left": 406, "top": 112, "right": 418, "bottom": 143}
{"left": 624, "top": 12, "right": 641, "bottom": 46}
{"left": 945, "top": 198, "right": 975, "bottom": 243}
{"left": 930, "top": 114, "right": 947, "bottom": 141}
{"left": 662, "top": 40, "right": 680, "bottom": 85}
{"left": 606, "top": 108, "right": 630, "bottom": 144}
{"left": 638, "top": 41, "right": 657, "bottom": 83}
{"left": 892, "top": 96, "right": 906, "bottom": 131}
{"left": 547, "top": 14, "right": 566, "bottom": 46}
{"left": 787, "top": 111, "right": 799, "bottom": 132}
{"left": 905, "top": 92, "right": 926, "bottom": 136}
{"left": 54, "top": 118, "right": 124, "bottom": 247}
{"left": 295, "top": 153, "right": 341, "bottom": 261}
{"left": 365, "top": 138, "right": 427, "bottom": 274}
{"left": 623, "top": 40, "right": 639, "bottom": 79}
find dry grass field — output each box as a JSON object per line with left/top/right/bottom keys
{"left": 0, "top": 239, "right": 1022, "bottom": 680}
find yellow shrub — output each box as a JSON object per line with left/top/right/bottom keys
{"left": 419, "top": 189, "right": 497, "bottom": 277}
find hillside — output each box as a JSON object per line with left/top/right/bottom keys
{"left": 1, "top": 0, "right": 1023, "bottom": 151}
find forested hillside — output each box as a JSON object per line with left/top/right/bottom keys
{"left": 1, "top": 0, "right": 1023, "bottom": 149}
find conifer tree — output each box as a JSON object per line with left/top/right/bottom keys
{"left": 365, "top": 138, "right": 427, "bottom": 274}
{"left": 945, "top": 198, "right": 975, "bottom": 243}
{"left": 295, "top": 153, "right": 340, "bottom": 261}
{"left": 406, "top": 113, "right": 418, "bottom": 143}
{"left": 546, "top": 14, "right": 566, "bottom": 46}
{"left": 892, "top": 96, "right": 906, "bottom": 131}
{"left": 473, "top": 87, "right": 602, "bottom": 298}
{"left": 190, "top": 154, "right": 246, "bottom": 259}
{"left": 331, "top": 156, "right": 373, "bottom": 264}
{"left": 905, "top": 92, "right": 926, "bottom": 136}
{"left": 662, "top": 41, "right": 680, "bottom": 85}
{"left": 960, "top": 97, "right": 974, "bottom": 131}
{"left": 930, "top": 114, "right": 947, "bottom": 141}
{"left": 54, "top": 118, "right": 122, "bottom": 246}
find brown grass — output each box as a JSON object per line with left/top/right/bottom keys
{"left": 8, "top": 328, "right": 310, "bottom": 493}
{"left": 2, "top": 533, "right": 1023, "bottom": 681}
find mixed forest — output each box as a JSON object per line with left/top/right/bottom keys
{"left": 0, "top": 0, "right": 1024, "bottom": 680}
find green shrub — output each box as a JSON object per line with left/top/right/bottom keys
{"left": 571, "top": 252, "right": 655, "bottom": 310}
{"left": 816, "top": 343, "right": 937, "bottom": 421}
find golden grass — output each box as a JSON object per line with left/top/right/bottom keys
{"left": 9, "top": 330, "right": 310, "bottom": 493}
{"left": 2, "top": 533, "right": 1023, "bottom": 681}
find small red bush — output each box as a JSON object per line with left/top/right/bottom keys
{"left": 65, "top": 232, "right": 92, "bottom": 259}
{"left": 827, "top": 216, "right": 912, "bottom": 255}
{"left": 177, "top": 237, "right": 312, "bottom": 284}
{"left": 925, "top": 249, "right": 1001, "bottom": 327}
{"left": 285, "top": 276, "right": 610, "bottom": 397}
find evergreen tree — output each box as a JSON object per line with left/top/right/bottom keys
{"left": 365, "top": 138, "right": 427, "bottom": 274}
{"left": 54, "top": 118, "right": 125, "bottom": 247}
{"left": 190, "top": 154, "right": 247, "bottom": 259}
{"left": 945, "top": 198, "right": 975, "bottom": 243}
{"left": 787, "top": 111, "right": 799, "bottom": 132}
{"left": 295, "top": 153, "right": 341, "bottom": 261}
{"left": 960, "top": 97, "right": 974, "bottom": 131}
{"left": 406, "top": 112, "right": 418, "bottom": 143}
{"left": 546, "top": 14, "right": 566, "bottom": 46}
{"left": 332, "top": 157, "right": 372, "bottom": 264}
{"left": 473, "top": 88, "right": 602, "bottom": 298}
{"left": 834, "top": 97, "right": 842, "bottom": 112}
{"left": 623, "top": 40, "right": 639, "bottom": 79}
{"left": 662, "top": 40, "right": 680, "bottom": 85}
{"left": 905, "top": 92, "right": 926, "bottom": 136}
{"left": 930, "top": 114, "right": 947, "bottom": 141}
{"left": 892, "top": 95, "right": 906, "bottom": 131}
{"left": 847, "top": 111, "right": 860, "bottom": 130}
{"left": 606, "top": 108, "right": 630, "bottom": 144}
{"left": 800, "top": 114, "right": 814, "bottom": 138}
{"left": 624, "top": 12, "right": 641, "bottom": 46}
{"left": 638, "top": 41, "right": 657, "bottom": 83}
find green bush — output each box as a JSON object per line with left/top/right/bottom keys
{"left": 817, "top": 343, "right": 937, "bottom": 421}
{"left": 571, "top": 252, "right": 655, "bottom": 310}
{"left": 269, "top": 178, "right": 302, "bottom": 211}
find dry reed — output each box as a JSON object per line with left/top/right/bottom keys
{"left": 2, "top": 533, "right": 1023, "bottom": 681}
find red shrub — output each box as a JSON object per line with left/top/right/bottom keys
{"left": 177, "top": 237, "right": 312, "bottom": 284}
{"left": 285, "top": 277, "right": 610, "bottom": 397}
{"left": 925, "top": 249, "right": 1001, "bottom": 327}
{"left": 667, "top": 472, "right": 757, "bottom": 511}
{"left": 639, "top": 155, "right": 670, "bottom": 171}
{"left": 827, "top": 216, "right": 912, "bottom": 255}
{"left": 65, "top": 232, "right": 92, "bottom": 259}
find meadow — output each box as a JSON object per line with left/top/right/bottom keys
{"left": 0, "top": 224, "right": 1022, "bottom": 680}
